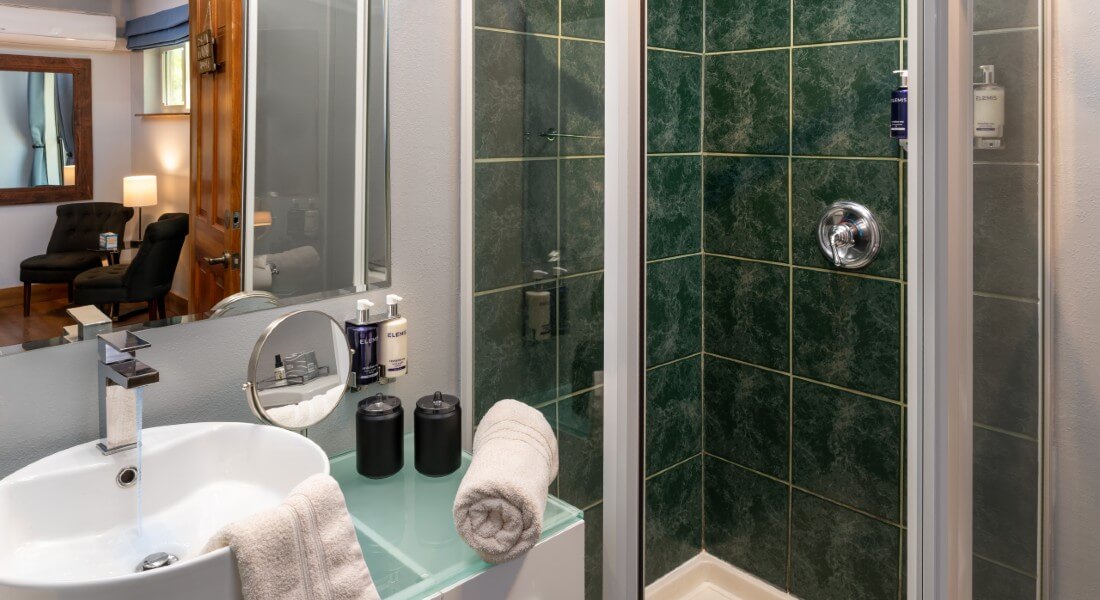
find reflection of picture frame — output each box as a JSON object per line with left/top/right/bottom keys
{"left": 0, "top": 54, "right": 93, "bottom": 206}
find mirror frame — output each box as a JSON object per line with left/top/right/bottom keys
{"left": 243, "top": 309, "right": 353, "bottom": 432}
{"left": 0, "top": 54, "right": 93, "bottom": 205}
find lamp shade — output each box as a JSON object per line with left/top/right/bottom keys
{"left": 62, "top": 164, "right": 76, "bottom": 186}
{"left": 123, "top": 175, "right": 158, "bottom": 208}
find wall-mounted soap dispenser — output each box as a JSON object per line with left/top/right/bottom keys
{"left": 891, "top": 70, "right": 909, "bottom": 151}
{"left": 525, "top": 270, "right": 553, "bottom": 342}
{"left": 974, "top": 64, "right": 1005, "bottom": 149}
{"left": 346, "top": 298, "right": 380, "bottom": 387}
{"left": 378, "top": 294, "right": 408, "bottom": 379}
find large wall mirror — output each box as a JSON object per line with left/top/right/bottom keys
{"left": 0, "top": 0, "right": 388, "bottom": 356}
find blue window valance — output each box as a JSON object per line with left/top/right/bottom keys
{"left": 124, "top": 5, "right": 189, "bottom": 51}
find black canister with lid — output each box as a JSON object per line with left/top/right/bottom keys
{"left": 356, "top": 393, "right": 403, "bottom": 479}
{"left": 414, "top": 391, "right": 461, "bottom": 477}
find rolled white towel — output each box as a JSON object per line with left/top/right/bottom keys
{"left": 453, "top": 399, "right": 559, "bottom": 564}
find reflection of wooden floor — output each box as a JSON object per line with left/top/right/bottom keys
{"left": 0, "top": 284, "right": 185, "bottom": 348}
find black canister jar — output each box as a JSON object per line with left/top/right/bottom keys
{"left": 356, "top": 393, "right": 403, "bottom": 478}
{"left": 414, "top": 391, "right": 461, "bottom": 477}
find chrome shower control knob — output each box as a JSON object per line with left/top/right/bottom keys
{"left": 817, "top": 201, "right": 881, "bottom": 270}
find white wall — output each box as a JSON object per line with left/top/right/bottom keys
{"left": 0, "top": 45, "right": 133, "bottom": 289}
{"left": 130, "top": 0, "right": 191, "bottom": 296}
{"left": 0, "top": 0, "right": 461, "bottom": 478}
{"left": 1050, "top": 1, "right": 1100, "bottom": 597}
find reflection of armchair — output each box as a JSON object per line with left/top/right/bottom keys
{"left": 73, "top": 213, "right": 188, "bottom": 321}
{"left": 19, "top": 202, "right": 134, "bottom": 317}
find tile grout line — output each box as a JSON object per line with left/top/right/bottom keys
{"left": 474, "top": 24, "right": 604, "bottom": 44}
{"left": 704, "top": 452, "right": 907, "bottom": 530}
{"left": 898, "top": 6, "right": 907, "bottom": 596}
{"left": 703, "top": 251, "right": 906, "bottom": 284}
{"left": 647, "top": 251, "right": 704, "bottom": 265}
{"left": 646, "top": 351, "right": 704, "bottom": 372}
{"left": 704, "top": 350, "right": 905, "bottom": 410}
{"left": 706, "top": 35, "right": 905, "bottom": 56}
{"left": 647, "top": 45, "right": 703, "bottom": 56}
{"left": 644, "top": 452, "right": 703, "bottom": 481}
{"left": 705, "top": 152, "right": 902, "bottom": 161}
{"left": 474, "top": 154, "right": 605, "bottom": 163}
{"left": 786, "top": 1, "right": 795, "bottom": 589}
{"left": 973, "top": 25, "right": 1042, "bottom": 36}
{"left": 974, "top": 421, "right": 1041, "bottom": 443}
{"left": 552, "top": 0, "right": 562, "bottom": 501}
{"left": 972, "top": 552, "right": 1039, "bottom": 580}
{"left": 973, "top": 289, "right": 1040, "bottom": 304}
{"left": 473, "top": 268, "right": 606, "bottom": 296}
{"left": 699, "top": 0, "right": 708, "bottom": 554}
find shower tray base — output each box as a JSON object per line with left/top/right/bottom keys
{"left": 646, "top": 552, "right": 794, "bottom": 600}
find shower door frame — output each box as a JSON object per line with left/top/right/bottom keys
{"left": 458, "top": 0, "right": 646, "bottom": 595}
{"left": 907, "top": 0, "right": 976, "bottom": 598}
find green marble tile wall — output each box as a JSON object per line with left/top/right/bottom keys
{"left": 471, "top": 0, "right": 606, "bottom": 596}
{"left": 971, "top": 0, "right": 1044, "bottom": 596}
{"left": 645, "top": 0, "right": 909, "bottom": 596}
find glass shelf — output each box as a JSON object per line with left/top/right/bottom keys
{"left": 331, "top": 434, "right": 583, "bottom": 599}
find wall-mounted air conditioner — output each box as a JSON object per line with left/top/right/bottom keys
{"left": 0, "top": 4, "right": 117, "bottom": 51}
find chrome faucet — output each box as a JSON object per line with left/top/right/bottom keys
{"left": 97, "top": 331, "right": 159, "bottom": 455}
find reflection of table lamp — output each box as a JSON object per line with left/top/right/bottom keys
{"left": 123, "top": 175, "right": 158, "bottom": 244}
{"left": 63, "top": 165, "right": 76, "bottom": 186}
{"left": 254, "top": 210, "right": 273, "bottom": 241}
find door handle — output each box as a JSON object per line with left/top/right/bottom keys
{"left": 204, "top": 252, "right": 232, "bottom": 266}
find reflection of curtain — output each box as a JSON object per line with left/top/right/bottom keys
{"left": 125, "top": 5, "right": 189, "bottom": 51}
{"left": 26, "top": 72, "right": 46, "bottom": 187}
{"left": 55, "top": 73, "right": 74, "bottom": 165}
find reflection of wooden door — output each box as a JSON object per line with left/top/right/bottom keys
{"left": 189, "top": 0, "right": 243, "bottom": 314}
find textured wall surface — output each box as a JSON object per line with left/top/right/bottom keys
{"left": 1051, "top": 0, "right": 1100, "bottom": 597}
{"left": 0, "top": 0, "right": 461, "bottom": 477}
{"left": 644, "top": 0, "right": 908, "bottom": 595}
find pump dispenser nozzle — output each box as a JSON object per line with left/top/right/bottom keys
{"left": 357, "top": 298, "right": 374, "bottom": 323}
{"left": 980, "top": 64, "right": 996, "bottom": 85}
{"left": 893, "top": 69, "right": 909, "bottom": 88}
{"left": 385, "top": 294, "right": 403, "bottom": 318}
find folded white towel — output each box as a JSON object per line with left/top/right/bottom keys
{"left": 264, "top": 385, "right": 346, "bottom": 429}
{"left": 453, "top": 399, "right": 559, "bottom": 564}
{"left": 203, "top": 474, "right": 381, "bottom": 600}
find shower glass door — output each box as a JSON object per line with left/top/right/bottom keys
{"left": 969, "top": 0, "right": 1047, "bottom": 597}
{"left": 462, "top": 0, "right": 609, "bottom": 596}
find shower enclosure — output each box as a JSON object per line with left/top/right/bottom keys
{"left": 461, "top": 0, "right": 1048, "bottom": 596}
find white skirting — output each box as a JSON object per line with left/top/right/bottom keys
{"left": 645, "top": 552, "right": 796, "bottom": 600}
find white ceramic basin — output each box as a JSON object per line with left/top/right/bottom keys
{"left": 0, "top": 422, "right": 329, "bottom": 600}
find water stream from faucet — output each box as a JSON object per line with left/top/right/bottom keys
{"left": 135, "top": 388, "right": 144, "bottom": 536}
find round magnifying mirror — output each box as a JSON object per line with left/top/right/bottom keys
{"left": 244, "top": 310, "right": 352, "bottom": 431}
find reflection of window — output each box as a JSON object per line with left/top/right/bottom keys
{"left": 160, "top": 44, "right": 189, "bottom": 109}
{"left": 142, "top": 43, "right": 189, "bottom": 113}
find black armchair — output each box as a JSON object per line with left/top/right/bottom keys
{"left": 19, "top": 202, "right": 134, "bottom": 316}
{"left": 74, "top": 213, "right": 189, "bottom": 321}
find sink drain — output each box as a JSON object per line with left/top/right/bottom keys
{"left": 137, "top": 552, "right": 179, "bottom": 572}
{"left": 116, "top": 466, "right": 138, "bottom": 488}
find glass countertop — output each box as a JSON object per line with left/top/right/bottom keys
{"left": 332, "top": 434, "right": 583, "bottom": 599}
